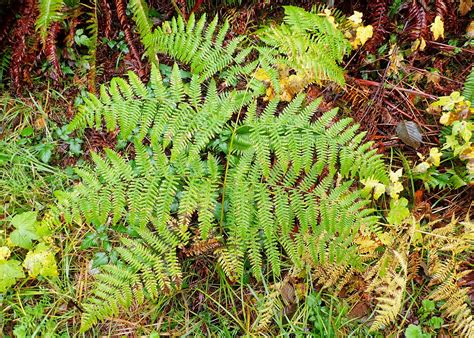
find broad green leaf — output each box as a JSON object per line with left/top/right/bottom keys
{"left": 387, "top": 198, "right": 410, "bottom": 225}
{"left": 9, "top": 211, "right": 39, "bottom": 249}
{"left": 23, "top": 243, "right": 58, "bottom": 278}
{"left": 405, "top": 324, "right": 429, "bottom": 338}
{"left": 0, "top": 259, "right": 25, "bottom": 292}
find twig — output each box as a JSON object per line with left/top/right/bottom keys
{"left": 352, "top": 78, "right": 437, "bottom": 99}
{"left": 170, "top": 0, "right": 185, "bottom": 19}
{"left": 427, "top": 40, "right": 474, "bottom": 55}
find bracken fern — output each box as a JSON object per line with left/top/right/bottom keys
{"left": 49, "top": 10, "right": 391, "bottom": 331}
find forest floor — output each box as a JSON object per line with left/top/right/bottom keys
{"left": 0, "top": 0, "right": 473, "bottom": 337}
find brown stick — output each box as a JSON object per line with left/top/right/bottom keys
{"left": 427, "top": 41, "right": 474, "bottom": 55}
{"left": 351, "top": 78, "right": 437, "bottom": 99}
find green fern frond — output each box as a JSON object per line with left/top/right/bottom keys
{"left": 52, "top": 12, "right": 392, "bottom": 331}
{"left": 128, "top": 0, "right": 155, "bottom": 63}
{"left": 256, "top": 5, "right": 351, "bottom": 87}
{"left": 36, "top": 0, "right": 64, "bottom": 44}
{"left": 462, "top": 66, "right": 474, "bottom": 105}
{"left": 146, "top": 13, "right": 253, "bottom": 80}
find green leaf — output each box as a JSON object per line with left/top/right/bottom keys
{"left": 405, "top": 324, "right": 429, "bottom": 338}
{"left": 91, "top": 252, "right": 109, "bottom": 268}
{"left": 23, "top": 243, "right": 58, "bottom": 278}
{"left": 429, "top": 316, "right": 444, "bottom": 330}
{"left": 20, "top": 126, "right": 34, "bottom": 137}
{"left": 387, "top": 198, "right": 410, "bottom": 225}
{"left": 9, "top": 211, "right": 39, "bottom": 249}
{"left": 0, "top": 259, "right": 25, "bottom": 292}
{"left": 421, "top": 299, "right": 435, "bottom": 313}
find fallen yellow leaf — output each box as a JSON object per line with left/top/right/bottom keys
{"left": 0, "top": 247, "right": 11, "bottom": 261}
{"left": 255, "top": 68, "right": 271, "bottom": 82}
{"left": 411, "top": 37, "right": 426, "bottom": 52}
{"left": 430, "top": 16, "right": 445, "bottom": 41}
{"left": 348, "top": 11, "right": 363, "bottom": 25}
{"left": 428, "top": 147, "right": 442, "bottom": 167}
{"left": 356, "top": 25, "right": 373, "bottom": 46}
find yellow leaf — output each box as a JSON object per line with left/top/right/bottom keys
{"left": 348, "top": 11, "right": 363, "bottom": 25}
{"left": 378, "top": 233, "right": 394, "bottom": 246}
{"left": 264, "top": 87, "right": 275, "bottom": 101}
{"left": 389, "top": 168, "right": 403, "bottom": 183}
{"left": 23, "top": 243, "right": 58, "bottom": 278}
{"left": 355, "top": 25, "right": 373, "bottom": 46}
{"left": 460, "top": 146, "right": 474, "bottom": 161}
{"left": 361, "top": 177, "right": 386, "bottom": 200}
{"left": 321, "top": 9, "right": 338, "bottom": 28}
{"left": 428, "top": 147, "right": 442, "bottom": 166}
{"left": 460, "top": 146, "right": 474, "bottom": 174}
{"left": 389, "top": 182, "right": 404, "bottom": 200}
{"left": 411, "top": 37, "right": 426, "bottom": 52}
{"left": 439, "top": 111, "right": 453, "bottom": 125}
{"left": 255, "top": 68, "right": 271, "bottom": 82}
{"left": 430, "top": 16, "right": 445, "bottom": 41}
{"left": 413, "top": 161, "right": 431, "bottom": 174}
{"left": 387, "top": 45, "right": 404, "bottom": 76}
{"left": 0, "top": 247, "right": 11, "bottom": 261}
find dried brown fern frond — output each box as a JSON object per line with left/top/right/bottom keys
{"left": 313, "top": 263, "right": 356, "bottom": 293}
{"left": 366, "top": 224, "right": 414, "bottom": 332}
{"left": 459, "top": 0, "right": 473, "bottom": 16}
{"left": 183, "top": 238, "right": 222, "bottom": 257}
{"left": 45, "top": 21, "right": 63, "bottom": 83}
{"left": 435, "top": 0, "right": 449, "bottom": 20}
{"left": 364, "top": 0, "right": 389, "bottom": 53}
{"left": 99, "top": 0, "right": 113, "bottom": 40}
{"left": 114, "top": 0, "right": 144, "bottom": 76}
{"left": 9, "top": 0, "right": 37, "bottom": 91}
{"left": 253, "top": 283, "right": 283, "bottom": 334}
{"left": 407, "top": 250, "right": 421, "bottom": 282}
{"left": 424, "top": 216, "right": 474, "bottom": 337}
{"left": 403, "top": 0, "right": 430, "bottom": 41}
{"left": 369, "top": 269, "right": 406, "bottom": 331}
{"left": 430, "top": 273, "right": 474, "bottom": 337}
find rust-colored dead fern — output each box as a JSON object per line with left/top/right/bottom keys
{"left": 99, "top": 0, "right": 113, "bottom": 40}
{"left": 403, "top": 0, "right": 430, "bottom": 41}
{"left": 45, "top": 21, "right": 63, "bottom": 83}
{"left": 364, "top": 0, "right": 389, "bottom": 53}
{"left": 9, "top": 0, "right": 38, "bottom": 91}
{"left": 183, "top": 238, "right": 222, "bottom": 257}
{"left": 114, "top": 0, "right": 144, "bottom": 76}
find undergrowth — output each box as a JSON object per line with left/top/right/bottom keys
{"left": 0, "top": 3, "right": 473, "bottom": 337}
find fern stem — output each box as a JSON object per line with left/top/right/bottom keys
{"left": 219, "top": 109, "right": 245, "bottom": 235}
{"left": 169, "top": 0, "right": 185, "bottom": 19}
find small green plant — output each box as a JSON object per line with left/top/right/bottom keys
{"left": 413, "top": 91, "right": 473, "bottom": 189}
{"left": 405, "top": 324, "right": 431, "bottom": 338}
{"left": 305, "top": 293, "right": 350, "bottom": 337}
{"left": 413, "top": 299, "right": 445, "bottom": 335}
{"left": 0, "top": 212, "right": 58, "bottom": 292}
